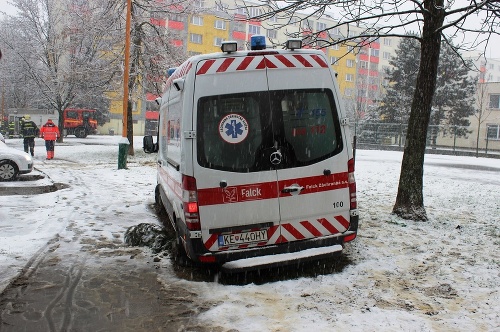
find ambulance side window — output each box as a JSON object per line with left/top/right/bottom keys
{"left": 158, "top": 96, "right": 169, "bottom": 165}
{"left": 166, "top": 89, "right": 182, "bottom": 167}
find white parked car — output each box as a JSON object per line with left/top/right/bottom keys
{"left": 0, "top": 141, "right": 33, "bottom": 181}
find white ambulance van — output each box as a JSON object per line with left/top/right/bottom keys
{"left": 144, "top": 36, "right": 358, "bottom": 271}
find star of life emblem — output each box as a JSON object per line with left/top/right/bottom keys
{"left": 219, "top": 113, "right": 249, "bottom": 144}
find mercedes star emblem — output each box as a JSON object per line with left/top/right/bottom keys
{"left": 269, "top": 151, "right": 282, "bottom": 165}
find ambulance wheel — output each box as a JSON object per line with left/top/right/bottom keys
{"left": 171, "top": 219, "right": 192, "bottom": 267}
{"left": 154, "top": 185, "right": 163, "bottom": 209}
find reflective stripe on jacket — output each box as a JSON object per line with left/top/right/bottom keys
{"left": 21, "top": 121, "right": 39, "bottom": 138}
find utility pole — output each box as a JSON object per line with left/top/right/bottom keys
{"left": 118, "top": 0, "right": 132, "bottom": 169}
{"left": 0, "top": 50, "right": 4, "bottom": 133}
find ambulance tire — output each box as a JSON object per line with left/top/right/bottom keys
{"left": 171, "top": 218, "right": 193, "bottom": 267}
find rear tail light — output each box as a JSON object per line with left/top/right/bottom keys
{"left": 348, "top": 158, "right": 357, "bottom": 210}
{"left": 182, "top": 175, "right": 200, "bottom": 230}
{"left": 343, "top": 233, "right": 357, "bottom": 243}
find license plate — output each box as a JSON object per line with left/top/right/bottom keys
{"left": 218, "top": 230, "right": 268, "bottom": 246}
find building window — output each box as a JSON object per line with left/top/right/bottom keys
{"left": 490, "top": 94, "right": 500, "bottom": 108}
{"left": 193, "top": 0, "right": 205, "bottom": 8}
{"left": 347, "top": 45, "right": 355, "bottom": 53}
{"left": 214, "top": 37, "right": 225, "bottom": 46}
{"left": 331, "top": 44, "right": 339, "bottom": 51}
{"left": 316, "top": 22, "right": 326, "bottom": 31}
{"left": 190, "top": 33, "right": 203, "bottom": 44}
{"left": 489, "top": 63, "right": 495, "bottom": 70}
{"left": 169, "top": 13, "right": 184, "bottom": 22}
{"left": 191, "top": 16, "right": 203, "bottom": 26}
{"left": 346, "top": 59, "right": 355, "bottom": 67}
{"left": 304, "top": 19, "right": 314, "bottom": 30}
{"left": 248, "top": 24, "right": 261, "bottom": 35}
{"left": 289, "top": 17, "right": 299, "bottom": 26}
{"left": 235, "top": 7, "right": 246, "bottom": 15}
{"left": 249, "top": 7, "right": 262, "bottom": 18}
{"left": 346, "top": 73, "right": 354, "bottom": 82}
{"left": 214, "top": 20, "right": 226, "bottom": 30}
{"left": 233, "top": 22, "right": 245, "bottom": 32}
{"left": 370, "top": 63, "right": 378, "bottom": 71}
{"left": 370, "top": 49, "right": 379, "bottom": 57}
{"left": 269, "top": 15, "right": 277, "bottom": 23}
{"left": 331, "top": 27, "right": 341, "bottom": 36}
{"left": 266, "top": 29, "right": 277, "bottom": 39}
{"left": 487, "top": 124, "right": 500, "bottom": 140}
{"left": 383, "top": 51, "right": 391, "bottom": 60}
{"left": 359, "top": 60, "right": 368, "bottom": 69}
{"left": 215, "top": 3, "right": 227, "bottom": 12}
{"left": 330, "top": 56, "right": 338, "bottom": 65}
{"left": 383, "top": 38, "right": 392, "bottom": 46}
{"left": 317, "top": 40, "right": 328, "bottom": 48}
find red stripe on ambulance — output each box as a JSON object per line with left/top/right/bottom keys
{"left": 203, "top": 216, "right": 350, "bottom": 251}
{"left": 196, "top": 59, "right": 216, "bottom": 75}
{"left": 275, "top": 55, "right": 295, "bottom": 67}
{"left": 197, "top": 172, "right": 348, "bottom": 206}
{"left": 300, "top": 220, "right": 323, "bottom": 237}
{"left": 236, "top": 56, "right": 255, "bottom": 70}
{"left": 216, "top": 58, "right": 236, "bottom": 72}
{"left": 310, "top": 54, "right": 328, "bottom": 67}
{"left": 195, "top": 54, "right": 329, "bottom": 76}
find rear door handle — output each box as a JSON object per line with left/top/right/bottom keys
{"left": 281, "top": 184, "right": 304, "bottom": 194}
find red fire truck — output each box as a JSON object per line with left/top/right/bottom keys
{"left": 63, "top": 108, "right": 98, "bottom": 138}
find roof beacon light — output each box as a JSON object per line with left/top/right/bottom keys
{"left": 167, "top": 68, "right": 176, "bottom": 77}
{"left": 221, "top": 41, "right": 238, "bottom": 53}
{"left": 250, "top": 35, "right": 266, "bottom": 50}
{"left": 286, "top": 39, "right": 302, "bottom": 50}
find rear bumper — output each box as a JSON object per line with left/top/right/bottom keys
{"left": 183, "top": 213, "right": 359, "bottom": 266}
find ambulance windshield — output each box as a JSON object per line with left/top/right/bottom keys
{"left": 197, "top": 89, "right": 343, "bottom": 172}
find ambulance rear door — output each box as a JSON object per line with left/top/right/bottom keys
{"left": 192, "top": 54, "right": 281, "bottom": 252}
{"left": 264, "top": 52, "right": 351, "bottom": 244}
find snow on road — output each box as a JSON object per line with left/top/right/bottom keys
{"left": 1, "top": 136, "right": 499, "bottom": 331}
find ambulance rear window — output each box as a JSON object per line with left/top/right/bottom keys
{"left": 197, "top": 89, "right": 342, "bottom": 172}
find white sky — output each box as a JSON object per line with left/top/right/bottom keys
{"left": 1, "top": 1, "right": 498, "bottom": 57}
{"left": 1, "top": 136, "right": 499, "bottom": 330}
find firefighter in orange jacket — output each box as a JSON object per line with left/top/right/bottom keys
{"left": 39, "top": 119, "right": 60, "bottom": 160}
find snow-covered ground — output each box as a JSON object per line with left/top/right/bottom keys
{"left": 1, "top": 136, "right": 499, "bottom": 331}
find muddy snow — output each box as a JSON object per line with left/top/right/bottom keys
{"left": 0, "top": 136, "right": 498, "bottom": 331}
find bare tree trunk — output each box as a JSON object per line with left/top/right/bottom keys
{"left": 392, "top": 0, "right": 445, "bottom": 221}
{"left": 57, "top": 109, "right": 64, "bottom": 143}
{"left": 127, "top": 99, "right": 134, "bottom": 156}
{"left": 476, "top": 120, "right": 481, "bottom": 157}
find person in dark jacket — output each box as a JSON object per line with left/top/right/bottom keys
{"left": 8, "top": 121, "right": 15, "bottom": 138}
{"left": 39, "top": 119, "right": 60, "bottom": 160}
{"left": 20, "top": 115, "right": 39, "bottom": 156}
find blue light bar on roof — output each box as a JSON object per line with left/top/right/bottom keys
{"left": 250, "top": 35, "right": 266, "bottom": 50}
{"left": 167, "top": 68, "right": 176, "bottom": 77}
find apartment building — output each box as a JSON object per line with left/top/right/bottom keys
{"left": 102, "top": 0, "right": 401, "bottom": 135}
